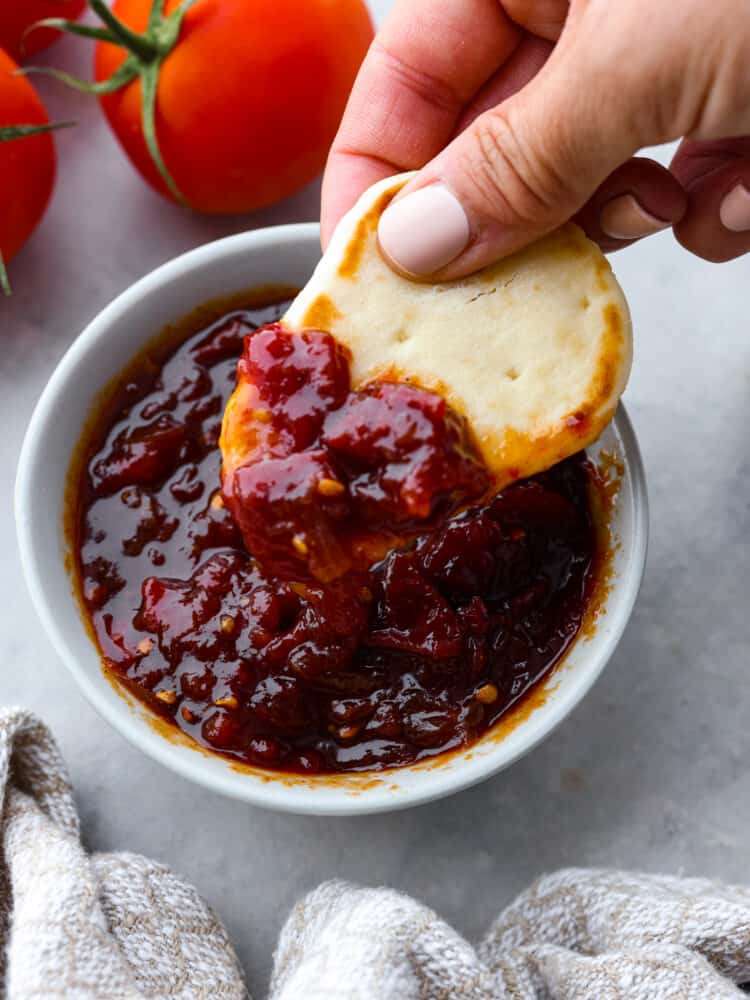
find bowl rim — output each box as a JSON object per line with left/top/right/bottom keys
{"left": 15, "top": 224, "right": 649, "bottom": 815}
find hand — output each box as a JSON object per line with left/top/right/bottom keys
{"left": 322, "top": 0, "right": 750, "bottom": 278}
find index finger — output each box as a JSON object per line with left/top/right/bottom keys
{"left": 321, "top": 0, "right": 521, "bottom": 245}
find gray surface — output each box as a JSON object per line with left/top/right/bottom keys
{"left": 3, "top": 3, "right": 750, "bottom": 995}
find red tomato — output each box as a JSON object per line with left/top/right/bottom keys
{"left": 94, "top": 0, "right": 374, "bottom": 213}
{"left": 0, "top": 49, "right": 57, "bottom": 267}
{"left": 0, "top": 0, "right": 86, "bottom": 63}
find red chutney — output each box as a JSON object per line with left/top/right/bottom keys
{"left": 75, "top": 296, "right": 599, "bottom": 774}
{"left": 222, "top": 322, "right": 489, "bottom": 582}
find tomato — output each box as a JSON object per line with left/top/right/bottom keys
{"left": 0, "top": 0, "right": 86, "bottom": 63}
{"left": 0, "top": 49, "right": 57, "bottom": 272}
{"left": 94, "top": 0, "right": 374, "bottom": 213}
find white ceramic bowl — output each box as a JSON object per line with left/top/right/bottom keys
{"left": 15, "top": 225, "right": 648, "bottom": 815}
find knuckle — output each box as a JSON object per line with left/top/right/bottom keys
{"left": 462, "top": 106, "right": 574, "bottom": 228}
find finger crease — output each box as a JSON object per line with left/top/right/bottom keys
{"left": 330, "top": 148, "right": 414, "bottom": 174}
{"left": 372, "top": 39, "right": 469, "bottom": 117}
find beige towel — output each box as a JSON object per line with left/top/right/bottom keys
{"left": 2, "top": 707, "right": 750, "bottom": 999}
{"left": 0, "top": 709, "right": 246, "bottom": 999}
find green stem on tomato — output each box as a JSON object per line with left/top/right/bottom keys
{"left": 139, "top": 60, "right": 183, "bottom": 203}
{"left": 24, "top": 18, "right": 118, "bottom": 46}
{"left": 0, "top": 253, "right": 10, "bottom": 297}
{"left": 22, "top": 0, "right": 201, "bottom": 208}
{"left": 88, "top": 0, "right": 160, "bottom": 62}
{"left": 0, "top": 121, "right": 75, "bottom": 142}
{"left": 147, "top": 0, "right": 165, "bottom": 32}
{"left": 0, "top": 122, "right": 75, "bottom": 297}
{"left": 20, "top": 59, "right": 140, "bottom": 96}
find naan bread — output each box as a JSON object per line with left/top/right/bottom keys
{"left": 223, "top": 173, "right": 631, "bottom": 492}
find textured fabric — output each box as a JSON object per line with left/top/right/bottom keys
{"left": 272, "top": 875, "right": 750, "bottom": 999}
{"left": 0, "top": 708, "right": 246, "bottom": 999}
{"left": 4, "top": 708, "right": 750, "bottom": 1000}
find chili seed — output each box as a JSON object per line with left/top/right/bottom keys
{"left": 331, "top": 724, "right": 360, "bottom": 741}
{"left": 155, "top": 689, "right": 176, "bottom": 705}
{"left": 475, "top": 683, "right": 499, "bottom": 705}
{"left": 136, "top": 637, "right": 153, "bottom": 655}
{"left": 220, "top": 615, "right": 235, "bottom": 634}
{"left": 120, "top": 487, "right": 142, "bottom": 509}
{"left": 317, "top": 477, "right": 345, "bottom": 497}
{"left": 210, "top": 492, "right": 225, "bottom": 510}
{"left": 292, "top": 534, "right": 309, "bottom": 556}
{"left": 214, "top": 695, "right": 239, "bottom": 710}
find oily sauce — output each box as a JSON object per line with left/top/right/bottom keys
{"left": 74, "top": 294, "right": 599, "bottom": 774}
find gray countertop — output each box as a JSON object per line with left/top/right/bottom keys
{"left": 3, "top": 3, "right": 749, "bottom": 995}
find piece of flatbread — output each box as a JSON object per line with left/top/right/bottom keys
{"left": 281, "top": 172, "right": 632, "bottom": 488}
{"left": 222, "top": 172, "right": 631, "bottom": 493}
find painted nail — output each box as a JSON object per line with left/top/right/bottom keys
{"left": 719, "top": 183, "right": 750, "bottom": 233}
{"left": 600, "top": 194, "right": 671, "bottom": 241}
{"left": 378, "top": 184, "right": 470, "bottom": 276}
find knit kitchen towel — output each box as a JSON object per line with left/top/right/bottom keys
{"left": 4, "top": 707, "right": 750, "bottom": 1000}
{"left": 0, "top": 708, "right": 246, "bottom": 999}
{"left": 271, "top": 874, "right": 750, "bottom": 999}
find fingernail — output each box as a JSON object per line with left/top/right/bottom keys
{"left": 720, "top": 183, "right": 750, "bottom": 232}
{"left": 600, "top": 194, "right": 671, "bottom": 241}
{"left": 378, "top": 184, "right": 470, "bottom": 276}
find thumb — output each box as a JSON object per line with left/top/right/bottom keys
{"left": 377, "top": 41, "right": 649, "bottom": 279}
